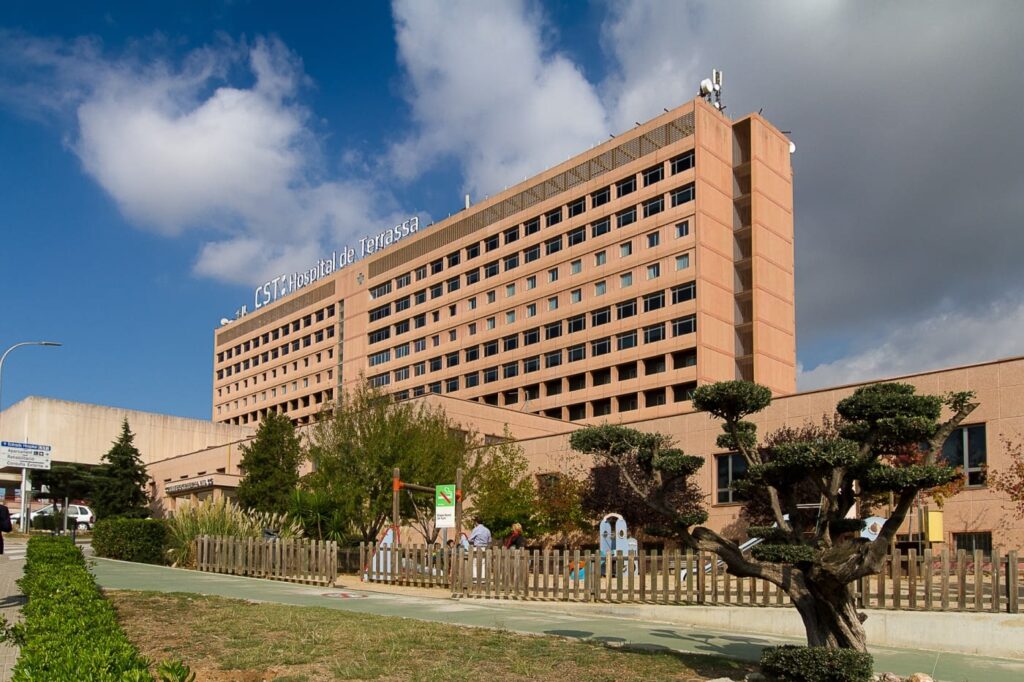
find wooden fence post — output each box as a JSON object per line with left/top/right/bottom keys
{"left": 1007, "top": 550, "right": 1019, "bottom": 614}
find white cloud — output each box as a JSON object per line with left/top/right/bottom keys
{"left": 0, "top": 33, "right": 404, "bottom": 286}
{"left": 798, "top": 300, "right": 1024, "bottom": 390}
{"left": 389, "top": 0, "right": 609, "bottom": 199}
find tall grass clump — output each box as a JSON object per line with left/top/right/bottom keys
{"left": 165, "top": 498, "right": 303, "bottom": 567}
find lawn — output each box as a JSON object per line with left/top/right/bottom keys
{"left": 109, "top": 590, "right": 755, "bottom": 682}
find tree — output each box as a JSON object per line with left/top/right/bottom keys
{"left": 467, "top": 430, "right": 538, "bottom": 539}
{"left": 570, "top": 380, "right": 976, "bottom": 652}
{"left": 91, "top": 419, "right": 152, "bottom": 519}
{"left": 989, "top": 437, "right": 1024, "bottom": 518}
{"left": 236, "top": 411, "right": 302, "bottom": 515}
{"left": 535, "top": 472, "right": 588, "bottom": 547}
{"left": 304, "top": 382, "right": 480, "bottom": 544}
{"left": 33, "top": 463, "right": 95, "bottom": 529}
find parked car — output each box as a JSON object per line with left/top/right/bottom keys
{"left": 9, "top": 504, "right": 95, "bottom": 530}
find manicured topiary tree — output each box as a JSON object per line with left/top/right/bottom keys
{"left": 570, "top": 380, "right": 976, "bottom": 652}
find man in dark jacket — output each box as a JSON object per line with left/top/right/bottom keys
{"left": 0, "top": 503, "right": 12, "bottom": 555}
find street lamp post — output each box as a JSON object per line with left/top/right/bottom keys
{"left": 0, "top": 341, "right": 62, "bottom": 532}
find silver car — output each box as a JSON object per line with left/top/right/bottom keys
{"left": 10, "top": 504, "right": 95, "bottom": 530}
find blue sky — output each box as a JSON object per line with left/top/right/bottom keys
{"left": 2, "top": 1, "right": 1023, "bottom": 419}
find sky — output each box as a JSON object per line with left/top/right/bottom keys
{"left": 1, "top": 1, "right": 1022, "bottom": 420}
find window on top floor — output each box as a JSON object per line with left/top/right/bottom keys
{"left": 546, "top": 208, "right": 563, "bottom": 227}
{"left": 592, "top": 186, "right": 611, "bottom": 207}
{"left": 616, "top": 176, "right": 636, "bottom": 197}
{"left": 670, "top": 150, "right": 695, "bottom": 175}
{"left": 524, "top": 217, "right": 540, "bottom": 236}
{"left": 642, "top": 164, "right": 664, "bottom": 186}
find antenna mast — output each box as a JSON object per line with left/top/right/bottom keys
{"left": 699, "top": 69, "right": 725, "bottom": 112}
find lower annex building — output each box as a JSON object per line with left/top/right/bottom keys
{"left": 212, "top": 96, "right": 796, "bottom": 427}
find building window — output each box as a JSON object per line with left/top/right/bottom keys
{"left": 525, "top": 245, "right": 540, "bottom": 263}
{"left": 505, "top": 311, "right": 516, "bottom": 324}
{"left": 548, "top": 297, "right": 559, "bottom": 311}
{"left": 465, "top": 372, "right": 480, "bottom": 388}
{"left": 524, "top": 218, "right": 540, "bottom": 236}
{"left": 523, "top": 328, "right": 540, "bottom": 345}
{"left": 396, "top": 273, "right": 411, "bottom": 289}
{"left": 620, "top": 272, "right": 633, "bottom": 288}
{"left": 592, "top": 186, "right": 611, "bottom": 207}
{"left": 672, "top": 282, "right": 696, "bottom": 304}
{"left": 647, "top": 232, "right": 660, "bottom": 248}
{"left": 546, "top": 208, "right": 563, "bottom": 227}
{"left": 484, "top": 367, "right": 499, "bottom": 383}
{"left": 484, "top": 261, "right": 499, "bottom": 278}
{"left": 671, "top": 183, "right": 696, "bottom": 207}
{"left": 568, "top": 227, "right": 586, "bottom": 247}
{"left": 447, "top": 252, "right": 461, "bottom": 268}
{"left": 592, "top": 337, "right": 611, "bottom": 356}
{"left": 717, "top": 453, "right": 747, "bottom": 504}
{"left": 369, "top": 350, "right": 390, "bottom": 367}
{"left": 672, "top": 315, "right": 697, "bottom": 337}
{"left": 429, "top": 356, "right": 442, "bottom": 372}
{"left": 527, "top": 303, "right": 537, "bottom": 318}
{"left": 466, "top": 269, "right": 480, "bottom": 286}
{"left": 503, "top": 335, "right": 519, "bottom": 352}
{"left": 568, "top": 315, "right": 586, "bottom": 333}
{"left": 485, "top": 235, "right": 500, "bottom": 252}
{"left": 571, "top": 259, "right": 582, "bottom": 275}
{"left": 484, "top": 340, "right": 499, "bottom": 357}
{"left": 487, "top": 290, "right": 496, "bottom": 304}
{"left": 369, "top": 282, "right": 392, "bottom": 300}
{"left": 675, "top": 221, "right": 690, "bottom": 238}
{"left": 545, "top": 322, "right": 562, "bottom": 340}
{"left": 545, "top": 350, "right": 563, "bottom": 368}
{"left": 430, "top": 259, "right": 443, "bottom": 275}
{"left": 591, "top": 307, "right": 611, "bottom": 326}
{"left": 504, "top": 226, "right": 520, "bottom": 244}
{"left": 642, "top": 164, "right": 664, "bottom": 186}
{"left": 676, "top": 253, "right": 691, "bottom": 271}
{"left": 504, "top": 254, "right": 519, "bottom": 271}
{"left": 468, "top": 297, "right": 478, "bottom": 311}
{"left": 647, "top": 263, "right": 661, "bottom": 280}
{"left": 620, "top": 241, "right": 633, "bottom": 257}
{"left": 414, "top": 338, "right": 426, "bottom": 352}
{"left": 506, "top": 284, "right": 516, "bottom": 297}
{"left": 446, "top": 377, "right": 460, "bottom": 392}
{"left": 503, "top": 362, "right": 519, "bottom": 379}
{"left": 670, "top": 150, "right": 695, "bottom": 175}
{"left": 525, "top": 275, "right": 536, "bottom": 290}
{"left": 643, "top": 291, "right": 665, "bottom": 313}
{"left": 592, "top": 218, "right": 611, "bottom": 238}
{"left": 953, "top": 531, "right": 992, "bottom": 557}
{"left": 617, "top": 207, "right": 637, "bottom": 228}
{"left": 570, "top": 289, "right": 582, "bottom": 304}
{"left": 617, "top": 331, "right": 637, "bottom": 350}
{"left": 548, "top": 268, "right": 559, "bottom": 283}
{"left": 466, "top": 243, "right": 481, "bottom": 260}
{"left": 465, "top": 346, "right": 480, "bottom": 362}
{"left": 447, "top": 277, "right": 461, "bottom": 293}
{"left": 941, "top": 424, "right": 987, "bottom": 486}
{"left": 616, "top": 176, "right": 636, "bottom": 197}
{"left": 567, "top": 344, "right": 586, "bottom": 362}
{"left": 643, "top": 196, "right": 664, "bottom": 218}
{"left": 644, "top": 323, "right": 665, "bottom": 344}
{"left": 486, "top": 317, "right": 496, "bottom": 330}
{"left": 595, "top": 281, "right": 607, "bottom": 296}
{"left": 617, "top": 299, "right": 637, "bottom": 319}
{"left": 524, "top": 356, "right": 540, "bottom": 373}
{"left": 546, "top": 237, "right": 563, "bottom": 256}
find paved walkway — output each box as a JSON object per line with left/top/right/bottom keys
{"left": 91, "top": 558, "right": 1024, "bottom": 682}
{"left": 0, "top": 540, "right": 27, "bottom": 682}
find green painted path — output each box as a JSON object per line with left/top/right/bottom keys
{"left": 92, "top": 558, "right": 1024, "bottom": 682}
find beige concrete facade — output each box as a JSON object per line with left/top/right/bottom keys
{"left": 212, "top": 97, "right": 796, "bottom": 428}
{"left": 516, "top": 355, "right": 1024, "bottom": 551}
{"left": 0, "top": 396, "right": 252, "bottom": 506}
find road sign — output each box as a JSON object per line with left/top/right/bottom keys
{"left": 0, "top": 441, "right": 52, "bottom": 470}
{"left": 435, "top": 483, "right": 456, "bottom": 529}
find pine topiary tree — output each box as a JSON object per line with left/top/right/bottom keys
{"left": 91, "top": 419, "right": 152, "bottom": 520}
{"left": 236, "top": 411, "right": 302, "bottom": 515}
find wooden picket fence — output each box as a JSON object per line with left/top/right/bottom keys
{"left": 358, "top": 543, "right": 1021, "bottom": 614}
{"left": 196, "top": 535, "right": 338, "bottom": 586}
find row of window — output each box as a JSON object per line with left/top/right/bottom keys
{"left": 716, "top": 424, "right": 989, "bottom": 504}
{"left": 368, "top": 314, "right": 697, "bottom": 390}
{"left": 218, "top": 326, "right": 336, "bottom": 380}
{"left": 368, "top": 152, "right": 696, "bottom": 302}
{"left": 368, "top": 239, "right": 694, "bottom": 348}
{"left": 373, "top": 282, "right": 696, "bottom": 369}
{"left": 218, "top": 304, "right": 336, "bottom": 363}
{"left": 220, "top": 388, "right": 336, "bottom": 426}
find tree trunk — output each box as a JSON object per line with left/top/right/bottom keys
{"left": 789, "top": 573, "right": 868, "bottom": 651}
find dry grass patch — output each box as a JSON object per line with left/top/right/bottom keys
{"left": 109, "top": 590, "right": 754, "bottom": 682}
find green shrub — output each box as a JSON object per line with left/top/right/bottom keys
{"left": 760, "top": 645, "right": 873, "bottom": 682}
{"left": 92, "top": 518, "right": 169, "bottom": 565}
{"left": 12, "top": 536, "right": 153, "bottom": 680}
{"left": 165, "top": 498, "right": 303, "bottom": 567}
{"left": 30, "top": 514, "right": 58, "bottom": 531}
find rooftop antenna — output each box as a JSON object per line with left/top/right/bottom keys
{"left": 699, "top": 68, "right": 725, "bottom": 112}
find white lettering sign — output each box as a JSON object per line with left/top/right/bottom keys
{"left": 165, "top": 477, "right": 215, "bottom": 495}
{"left": 251, "top": 217, "right": 420, "bottom": 312}
{"left": 0, "top": 441, "right": 52, "bottom": 470}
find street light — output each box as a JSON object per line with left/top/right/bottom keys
{"left": 0, "top": 340, "right": 62, "bottom": 532}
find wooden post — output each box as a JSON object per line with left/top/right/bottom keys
{"left": 455, "top": 467, "right": 463, "bottom": 544}
{"left": 991, "top": 548, "right": 1002, "bottom": 613}
{"left": 957, "top": 549, "right": 967, "bottom": 611}
{"left": 696, "top": 551, "right": 706, "bottom": 605}
{"left": 673, "top": 550, "right": 682, "bottom": 604}
{"left": 941, "top": 548, "right": 950, "bottom": 610}
{"left": 628, "top": 550, "right": 636, "bottom": 602}
{"left": 908, "top": 549, "right": 918, "bottom": 609}
{"left": 710, "top": 553, "right": 719, "bottom": 604}
{"left": 685, "top": 549, "right": 694, "bottom": 603}
{"left": 638, "top": 549, "right": 647, "bottom": 602}
{"left": 892, "top": 549, "right": 902, "bottom": 609}
{"left": 974, "top": 549, "right": 984, "bottom": 611}
{"left": 878, "top": 555, "right": 887, "bottom": 609}
{"left": 1007, "top": 550, "right": 1019, "bottom": 614}
{"left": 392, "top": 467, "right": 401, "bottom": 547}
{"left": 923, "top": 548, "right": 933, "bottom": 611}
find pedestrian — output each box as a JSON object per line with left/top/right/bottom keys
{"left": 504, "top": 522, "right": 525, "bottom": 549}
{"left": 0, "top": 500, "right": 11, "bottom": 555}
{"left": 467, "top": 516, "right": 492, "bottom": 548}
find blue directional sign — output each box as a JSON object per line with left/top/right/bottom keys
{"left": 0, "top": 441, "right": 52, "bottom": 470}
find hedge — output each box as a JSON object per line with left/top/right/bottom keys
{"left": 92, "top": 518, "right": 169, "bottom": 565}
{"left": 760, "top": 645, "right": 874, "bottom": 682}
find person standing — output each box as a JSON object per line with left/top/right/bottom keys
{"left": 467, "top": 516, "right": 492, "bottom": 548}
{"left": 0, "top": 501, "right": 12, "bottom": 555}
